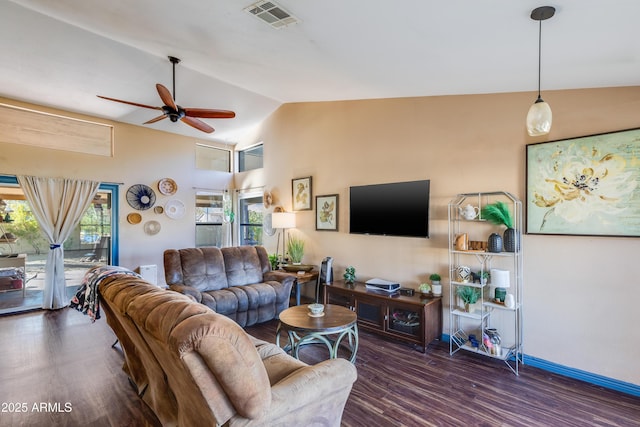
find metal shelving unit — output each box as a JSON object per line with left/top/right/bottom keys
{"left": 448, "top": 191, "right": 523, "bottom": 375}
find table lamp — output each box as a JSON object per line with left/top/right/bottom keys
{"left": 271, "top": 212, "right": 295, "bottom": 268}
{"left": 490, "top": 268, "right": 510, "bottom": 302}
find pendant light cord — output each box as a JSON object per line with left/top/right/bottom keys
{"left": 537, "top": 19, "right": 542, "bottom": 99}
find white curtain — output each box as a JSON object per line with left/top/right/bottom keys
{"left": 222, "top": 190, "right": 233, "bottom": 247}
{"left": 18, "top": 176, "right": 100, "bottom": 309}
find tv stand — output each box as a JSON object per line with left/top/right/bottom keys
{"left": 323, "top": 280, "right": 442, "bottom": 352}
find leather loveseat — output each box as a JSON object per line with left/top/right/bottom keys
{"left": 98, "top": 271, "right": 357, "bottom": 426}
{"left": 164, "top": 246, "right": 294, "bottom": 327}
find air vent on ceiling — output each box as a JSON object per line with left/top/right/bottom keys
{"left": 244, "top": 1, "right": 299, "bottom": 29}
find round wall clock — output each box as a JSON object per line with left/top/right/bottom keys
{"left": 126, "top": 184, "right": 156, "bottom": 211}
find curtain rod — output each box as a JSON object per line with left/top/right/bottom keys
{"left": 235, "top": 186, "right": 264, "bottom": 193}
{"left": 192, "top": 187, "right": 226, "bottom": 192}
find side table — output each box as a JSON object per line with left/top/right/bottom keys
{"left": 279, "top": 269, "right": 319, "bottom": 305}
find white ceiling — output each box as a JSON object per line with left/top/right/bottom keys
{"left": 1, "top": 0, "right": 638, "bottom": 143}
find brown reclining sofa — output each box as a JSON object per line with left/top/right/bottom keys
{"left": 163, "top": 246, "right": 295, "bottom": 327}
{"left": 99, "top": 271, "right": 358, "bottom": 426}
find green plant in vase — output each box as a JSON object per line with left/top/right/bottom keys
{"left": 481, "top": 201, "right": 518, "bottom": 252}
{"left": 286, "top": 235, "right": 305, "bottom": 264}
{"left": 429, "top": 273, "right": 443, "bottom": 296}
{"left": 343, "top": 266, "right": 356, "bottom": 284}
{"left": 456, "top": 285, "right": 481, "bottom": 312}
{"left": 478, "top": 270, "right": 490, "bottom": 285}
{"left": 418, "top": 283, "right": 431, "bottom": 296}
{"left": 268, "top": 253, "right": 279, "bottom": 270}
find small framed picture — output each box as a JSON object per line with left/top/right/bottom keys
{"left": 316, "top": 194, "right": 338, "bottom": 231}
{"left": 292, "top": 176, "right": 312, "bottom": 211}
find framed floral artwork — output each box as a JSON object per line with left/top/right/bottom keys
{"left": 292, "top": 176, "right": 312, "bottom": 211}
{"left": 316, "top": 194, "right": 338, "bottom": 231}
{"left": 526, "top": 128, "right": 640, "bottom": 237}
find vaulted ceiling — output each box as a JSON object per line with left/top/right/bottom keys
{"left": 1, "top": 0, "right": 638, "bottom": 143}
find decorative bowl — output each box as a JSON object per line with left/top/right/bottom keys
{"left": 308, "top": 303, "right": 324, "bottom": 316}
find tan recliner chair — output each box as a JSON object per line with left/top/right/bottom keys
{"left": 99, "top": 273, "right": 357, "bottom": 426}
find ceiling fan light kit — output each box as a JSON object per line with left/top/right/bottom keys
{"left": 97, "top": 56, "right": 235, "bottom": 134}
{"left": 526, "top": 6, "right": 555, "bottom": 137}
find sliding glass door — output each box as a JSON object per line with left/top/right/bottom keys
{"left": 0, "top": 176, "right": 118, "bottom": 314}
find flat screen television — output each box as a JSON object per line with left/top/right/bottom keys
{"left": 349, "top": 180, "right": 430, "bottom": 238}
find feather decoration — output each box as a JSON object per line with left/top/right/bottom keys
{"left": 481, "top": 201, "right": 513, "bottom": 228}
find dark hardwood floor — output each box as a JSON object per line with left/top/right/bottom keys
{"left": 1, "top": 308, "right": 638, "bottom": 426}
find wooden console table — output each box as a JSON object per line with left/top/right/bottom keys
{"left": 323, "top": 280, "right": 442, "bottom": 352}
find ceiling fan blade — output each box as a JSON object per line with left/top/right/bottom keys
{"left": 97, "top": 95, "right": 162, "bottom": 111}
{"left": 181, "top": 116, "right": 214, "bottom": 133}
{"left": 143, "top": 114, "right": 168, "bottom": 125}
{"left": 156, "top": 84, "right": 177, "bottom": 110}
{"left": 183, "top": 108, "right": 236, "bottom": 119}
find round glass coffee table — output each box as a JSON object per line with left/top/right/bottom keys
{"left": 276, "top": 304, "right": 358, "bottom": 363}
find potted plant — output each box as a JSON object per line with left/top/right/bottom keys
{"left": 418, "top": 283, "right": 431, "bottom": 296}
{"left": 429, "top": 273, "right": 442, "bottom": 296}
{"left": 456, "top": 285, "right": 481, "bottom": 312}
{"left": 478, "top": 270, "right": 490, "bottom": 285}
{"left": 268, "top": 253, "right": 279, "bottom": 270}
{"left": 286, "top": 235, "right": 305, "bottom": 264}
{"left": 343, "top": 266, "right": 356, "bottom": 284}
{"left": 480, "top": 201, "right": 518, "bottom": 252}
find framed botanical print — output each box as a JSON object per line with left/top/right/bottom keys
{"left": 526, "top": 127, "right": 640, "bottom": 237}
{"left": 292, "top": 176, "right": 312, "bottom": 211}
{"left": 316, "top": 194, "right": 338, "bottom": 231}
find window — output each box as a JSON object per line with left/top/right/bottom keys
{"left": 238, "top": 144, "right": 263, "bottom": 172}
{"left": 196, "top": 144, "right": 231, "bottom": 172}
{"left": 195, "top": 192, "right": 224, "bottom": 247}
{"left": 238, "top": 193, "right": 264, "bottom": 246}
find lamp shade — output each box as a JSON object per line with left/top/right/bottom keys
{"left": 526, "top": 97, "right": 552, "bottom": 136}
{"left": 490, "top": 269, "right": 510, "bottom": 288}
{"left": 271, "top": 212, "right": 296, "bottom": 229}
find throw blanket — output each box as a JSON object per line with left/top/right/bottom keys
{"left": 70, "top": 265, "right": 141, "bottom": 322}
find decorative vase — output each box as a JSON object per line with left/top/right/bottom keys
{"left": 456, "top": 266, "right": 471, "bottom": 283}
{"left": 503, "top": 228, "right": 519, "bottom": 252}
{"left": 487, "top": 233, "right": 502, "bottom": 253}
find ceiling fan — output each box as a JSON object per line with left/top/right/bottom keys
{"left": 97, "top": 56, "right": 235, "bottom": 134}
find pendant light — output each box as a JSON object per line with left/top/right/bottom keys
{"left": 526, "top": 6, "right": 555, "bottom": 136}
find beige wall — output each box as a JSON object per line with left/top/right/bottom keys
{"left": 0, "top": 96, "right": 233, "bottom": 279}
{"left": 1, "top": 87, "right": 639, "bottom": 387}
{"left": 235, "top": 86, "right": 640, "bottom": 386}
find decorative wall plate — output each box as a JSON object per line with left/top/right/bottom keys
{"left": 126, "top": 184, "right": 156, "bottom": 210}
{"left": 164, "top": 199, "right": 186, "bottom": 220}
{"left": 126, "top": 212, "right": 142, "bottom": 224}
{"left": 263, "top": 191, "right": 273, "bottom": 209}
{"left": 143, "top": 220, "right": 161, "bottom": 235}
{"left": 158, "top": 178, "right": 178, "bottom": 196}
{"left": 263, "top": 212, "right": 275, "bottom": 236}
{"left": 154, "top": 206, "right": 164, "bottom": 214}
